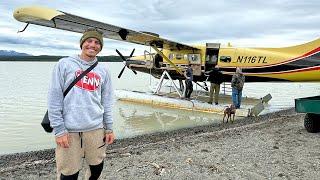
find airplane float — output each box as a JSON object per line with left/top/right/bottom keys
{"left": 13, "top": 6, "right": 320, "bottom": 84}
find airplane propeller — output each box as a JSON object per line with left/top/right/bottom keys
{"left": 116, "top": 48, "right": 137, "bottom": 78}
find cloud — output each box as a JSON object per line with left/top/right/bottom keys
{"left": 0, "top": 35, "right": 78, "bottom": 50}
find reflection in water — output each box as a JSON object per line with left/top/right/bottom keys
{"left": 115, "top": 101, "right": 221, "bottom": 139}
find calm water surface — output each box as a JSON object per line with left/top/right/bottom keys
{"left": 0, "top": 61, "right": 319, "bottom": 155}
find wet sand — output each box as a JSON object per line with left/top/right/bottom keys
{"left": 1, "top": 108, "right": 320, "bottom": 179}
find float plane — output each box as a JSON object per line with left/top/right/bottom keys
{"left": 13, "top": 6, "right": 320, "bottom": 83}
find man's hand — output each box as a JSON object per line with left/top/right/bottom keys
{"left": 55, "top": 133, "right": 70, "bottom": 148}
{"left": 105, "top": 132, "right": 115, "bottom": 145}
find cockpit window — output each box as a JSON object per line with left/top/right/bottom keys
{"left": 184, "top": 54, "right": 188, "bottom": 60}
{"left": 168, "top": 53, "right": 174, "bottom": 60}
{"left": 176, "top": 54, "right": 183, "bottom": 60}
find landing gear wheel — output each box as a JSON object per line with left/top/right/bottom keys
{"left": 304, "top": 113, "right": 320, "bottom": 133}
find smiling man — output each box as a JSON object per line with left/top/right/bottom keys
{"left": 48, "top": 28, "right": 115, "bottom": 179}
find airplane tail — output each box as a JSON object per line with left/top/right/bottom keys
{"left": 269, "top": 37, "right": 320, "bottom": 56}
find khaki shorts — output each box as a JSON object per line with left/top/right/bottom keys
{"left": 55, "top": 128, "right": 106, "bottom": 178}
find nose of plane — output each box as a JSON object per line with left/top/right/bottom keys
{"left": 116, "top": 49, "right": 137, "bottom": 78}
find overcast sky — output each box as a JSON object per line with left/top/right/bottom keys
{"left": 1, "top": 0, "right": 319, "bottom": 56}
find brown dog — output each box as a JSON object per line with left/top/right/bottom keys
{"left": 223, "top": 104, "right": 236, "bottom": 123}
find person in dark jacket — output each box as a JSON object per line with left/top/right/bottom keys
{"left": 207, "top": 65, "right": 223, "bottom": 105}
{"left": 184, "top": 64, "right": 193, "bottom": 99}
{"left": 231, "top": 67, "right": 245, "bottom": 108}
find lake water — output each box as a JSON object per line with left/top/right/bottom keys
{"left": 0, "top": 61, "right": 319, "bottom": 155}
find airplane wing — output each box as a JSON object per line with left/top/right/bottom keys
{"left": 13, "top": 6, "right": 199, "bottom": 51}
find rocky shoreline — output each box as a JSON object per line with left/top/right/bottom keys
{"left": 1, "top": 108, "right": 320, "bottom": 179}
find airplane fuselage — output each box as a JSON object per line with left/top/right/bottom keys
{"left": 129, "top": 38, "right": 320, "bottom": 82}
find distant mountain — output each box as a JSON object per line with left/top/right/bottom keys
{"left": 0, "top": 55, "right": 123, "bottom": 62}
{"left": 0, "top": 50, "right": 31, "bottom": 56}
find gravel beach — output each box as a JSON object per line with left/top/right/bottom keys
{"left": 1, "top": 108, "right": 320, "bottom": 179}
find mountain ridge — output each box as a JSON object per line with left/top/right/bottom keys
{"left": 0, "top": 50, "right": 31, "bottom": 56}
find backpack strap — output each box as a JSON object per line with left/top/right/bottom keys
{"left": 63, "top": 61, "right": 98, "bottom": 97}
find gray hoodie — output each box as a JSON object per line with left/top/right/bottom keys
{"left": 48, "top": 55, "right": 114, "bottom": 137}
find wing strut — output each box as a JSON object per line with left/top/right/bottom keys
{"left": 151, "top": 45, "right": 183, "bottom": 75}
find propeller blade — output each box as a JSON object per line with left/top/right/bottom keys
{"left": 116, "top": 48, "right": 137, "bottom": 77}
{"left": 116, "top": 49, "right": 126, "bottom": 61}
{"left": 118, "top": 65, "right": 126, "bottom": 78}
{"left": 129, "top": 48, "right": 135, "bottom": 57}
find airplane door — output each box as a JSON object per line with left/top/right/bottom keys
{"left": 205, "top": 43, "right": 220, "bottom": 71}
